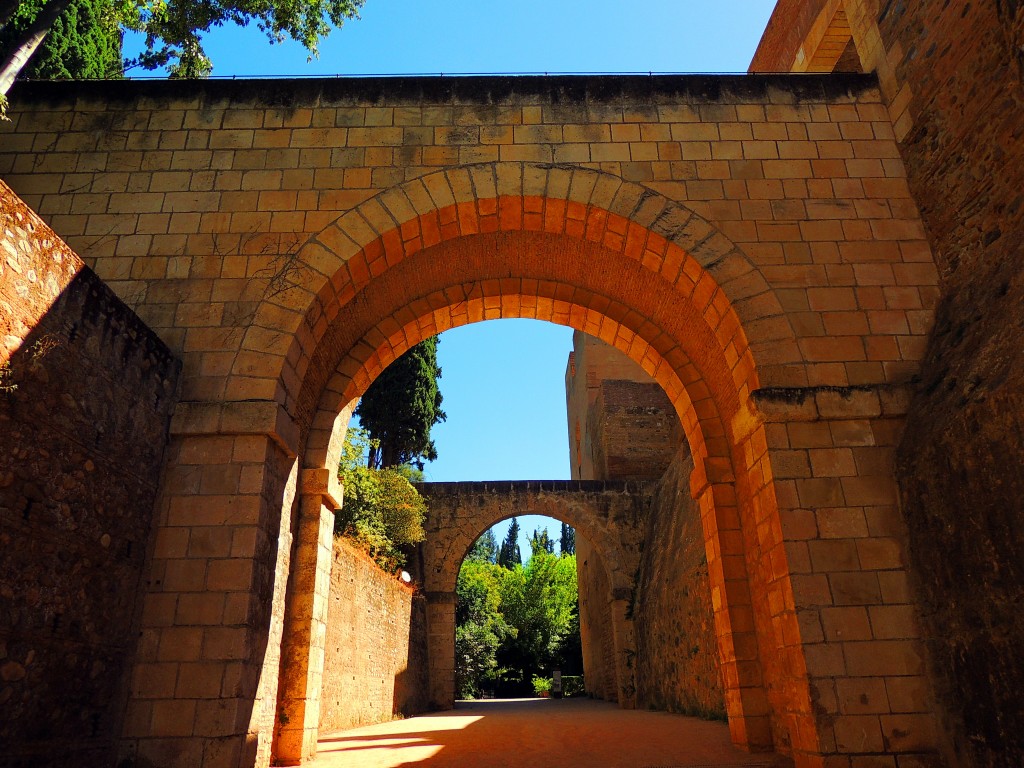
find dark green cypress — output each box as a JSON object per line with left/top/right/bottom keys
{"left": 1, "top": 0, "right": 122, "bottom": 81}
{"left": 356, "top": 336, "right": 446, "bottom": 470}
{"left": 497, "top": 517, "right": 522, "bottom": 568}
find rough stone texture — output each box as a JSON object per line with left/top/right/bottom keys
{"left": 0, "top": 183, "right": 180, "bottom": 767}
{"left": 874, "top": 4, "right": 1024, "bottom": 766}
{"left": 634, "top": 446, "right": 726, "bottom": 720}
{"left": 590, "top": 381, "right": 682, "bottom": 481}
{"left": 575, "top": 535, "right": 619, "bottom": 703}
{"left": 318, "top": 537, "right": 428, "bottom": 734}
{"left": 415, "top": 479, "right": 650, "bottom": 710}
{"left": 567, "top": 333, "right": 724, "bottom": 721}
{"left": 751, "top": 4, "right": 1024, "bottom": 765}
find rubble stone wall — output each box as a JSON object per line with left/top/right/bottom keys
{"left": 0, "top": 182, "right": 179, "bottom": 766}
{"left": 319, "top": 537, "right": 428, "bottom": 734}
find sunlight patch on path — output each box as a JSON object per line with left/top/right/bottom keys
{"left": 310, "top": 698, "right": 790, "bottom": 768}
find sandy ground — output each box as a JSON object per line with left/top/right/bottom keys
{"left": 310, "top": 698, "right": 791, "bottom": 768}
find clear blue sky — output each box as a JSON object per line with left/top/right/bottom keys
{"left": 126, "top": 1, "right": 777, "bottom": 557}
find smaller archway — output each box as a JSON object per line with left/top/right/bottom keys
{"left": 414, "top": 481, "right": 654, "bottom": 710}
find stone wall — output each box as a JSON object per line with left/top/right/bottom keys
{"left": 753, "top": 4, "right": 1024, "bottom": 765}
{"left": 871, "top": 4, "right": 1024, "bottom": 766}
{"left": 318, "top": 537, "right": 428, "bottom": 734}
{"left": 0, "top": 183, "right": 179, "bottom": 766}
{"left": 633, "top": 446, "right": 725, "bottom": 720}
{"left": 575, "top": 536, "right": 618, "bottom": 702}
{"left": 590, "top": 380, "right": 682, "bottom": 481}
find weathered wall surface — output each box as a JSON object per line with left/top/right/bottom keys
{"left": 634, "top": 446, "right": 725, "bottom": 720}
{"left": 319, "top": 537, "right": 428, "bottom": 734}
{"left": 0, "top": 183, "right": 179, "bottom": 766}
{"left": 751, "top": 3, "right": 1024, "bottom": 765}
{"left": 0, "top": 74, "right": 950, "bottom": 764}
{"left": 590, "top": 380, "right": 681, "bottom": 481}
{"left": 576, "top": 535, "right": 618, "bottom": 702}
{"left": 871, "top": 4, "right": 1024, "bottom": 766}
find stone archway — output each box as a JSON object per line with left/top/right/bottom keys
{"left": 415, "top": 480, "right": 653, "bottom": 710}
{"left": 262, "top": 163, "right": 814, "bottom": 767}
{"left": 0, "top": 76, "right": 947, "bottom": 768}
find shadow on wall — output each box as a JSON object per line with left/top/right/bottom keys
{"left": 0, "top": 263, "right": 180, "bottom": 765}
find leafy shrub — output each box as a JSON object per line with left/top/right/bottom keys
{"left": 336, "top": 428, "right": 426, "bottom": 571}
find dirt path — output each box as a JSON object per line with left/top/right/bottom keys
{"left": 311, "top": 698, "right": 790, "bottom": 768}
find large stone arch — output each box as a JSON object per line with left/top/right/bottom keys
{"left": 270, "top": 165, "right": 812, "bottom": 765}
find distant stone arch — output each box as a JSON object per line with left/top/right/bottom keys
{"left": 414, "top": 480, "right": 653, "bottom": 709}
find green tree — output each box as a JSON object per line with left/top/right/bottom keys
{"left": 466, "top": 529, "right": 498, "bottom": 564}
{"left": 529, "top": 527, "right": 554, "bottom": 556}
{"left": 497, "top": 517, "right": 522, "bottom": 569}
{"left": 335, "top": 427, "right": 426, "bottom": 571}
{"left": 0, "top": 0, "right": 121, "bottom": 82}
{"left": 494, "top": 549, "right": 579, "bottom": 694}
{"left": 454, "top": 558, "right": 511, "bottom": 698}
{"left": 356, "top": 337, "right": 445, "bottom": 471}
{"left": 0, "top": 0, "right": 364, "bottom": 94}
{"left": 559, "top": 522, "right": 575, "bottom": 556}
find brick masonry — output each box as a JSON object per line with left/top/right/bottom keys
{"left": 318, "top": 537, "right": 428, "bottom": 735}
{"left": 0, "top": 183, "right": 180, "bottom": 766}
{"left": 567, "top": 333, "right": 725, "bottom": 723}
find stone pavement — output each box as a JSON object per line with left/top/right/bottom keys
{"left": 311, "top": 698, "right": 791, "bottom": 768}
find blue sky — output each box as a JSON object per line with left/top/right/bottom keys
{"left": 126, "top": 0, "right": 777, "bottom": 557}
{"left": 126, "top": 0, "right": 776, "bottom": 78}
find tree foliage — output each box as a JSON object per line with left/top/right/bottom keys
{"left": 121, "top": 0, "right": 364, "bottom": 78}
{"left": 335, "top": 427, "right": 426, "bottom": 572}
{"left": 356, "top": 337, "right": 446, "bottom": 471}
{"left": 529, "top": 527, "right": 554, "bottom": 556}
{"left": 497, "top": 517, "right": 522, "bottom": 569}
{"left": 0, "top": 0, "right": 122, "bottom": 80}
{"left": 455, "top": 558, "right": 511, "bottom": 699}
{"left": 466, "top": 528, "right": 498, "bottom": 565}
{"left": 0, "top": 0, "right": 364, "bottom": 94}
{"left": 559, "top": 522, "right": 575, "bottom": 556}
{"left": 455, "top": 525, "right": 583, "bottom": 698}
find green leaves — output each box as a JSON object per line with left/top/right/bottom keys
{"left": 456, "top": 527, "right": 582, "bottom": 698}
{"left": 335, "top": 427, "right": 426, "bottom": 572}
{"left": 0, "top": 0, "right": 123, "bottom": 80}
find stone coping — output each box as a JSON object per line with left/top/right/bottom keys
{"left": 416, "top": 479, "right": 656, "bottom": 494}
{"left": 8, "top": 72, "right": 878, "bottom": 108}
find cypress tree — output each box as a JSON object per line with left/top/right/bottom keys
{"left": 0, "top": 0, "right": 122, "bottom": 82}
{"left": 559, "top": 522, "right": 575, "bottom": 556}
{"left": 497, "top": 517, "right": 522, "bottom": 569}
{"left": 356, "top": 336, "right": 446, "bottom": 470}
{"left": 466, "top": 528, "right": 499, "bottom": 564}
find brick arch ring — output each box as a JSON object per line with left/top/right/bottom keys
{"left": 261, "top": 162, "right": 813, "bottom": 753}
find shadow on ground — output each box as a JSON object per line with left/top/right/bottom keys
{"left": 312, "top": 698, "right": 791, "bottom": 768}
